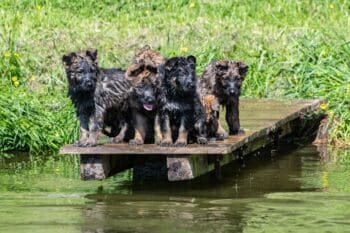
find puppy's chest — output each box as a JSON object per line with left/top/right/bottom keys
{"left": 163, "top": 101, "right": 192, "bottom": 116}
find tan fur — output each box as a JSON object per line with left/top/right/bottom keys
{"left": 202, "top": 94, "right": 219, "bottom": 122}
{"left": 127, "top": 45, "right": 166, "bottom": 145}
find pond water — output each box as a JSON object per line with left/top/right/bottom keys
{"left": 0, "top": 145, "right": 350, "bottom": 233}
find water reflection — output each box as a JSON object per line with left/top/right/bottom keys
{"left": 80, "top": 145, "right": 325, "bottom": 233}
{"left": 1, "top": 145, "right": 350, "bottom": 233}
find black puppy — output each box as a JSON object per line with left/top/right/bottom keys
{"left": 62, "top": 49, "right": 132, "bottom": 147}
{"left": 158, "top": 56, "right": 207, "bottom": 147}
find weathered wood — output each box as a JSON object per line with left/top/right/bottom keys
{"left": 80, "top": 155, "right": 134, "bottom": 180}
{"left": 59, "top": 98, "right": 325, "bottom": 181}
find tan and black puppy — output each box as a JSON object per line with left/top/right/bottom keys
{"left": 126, "top": 46, "right": 165, "bottom": 145}
{"left": 199, "top": 60, "right": 248, "bottom": 135}
{"left": 62, "top": 49, "right": 132, "bottom": 147}
{"left": 201, "top": 94, "right": 227, "bottom": 140}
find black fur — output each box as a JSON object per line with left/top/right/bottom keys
{"left": 158, "top": 56, "right": 207, "bottom": 147}
{"left": 62, "top": 49, "right": 133, "bottom": 147}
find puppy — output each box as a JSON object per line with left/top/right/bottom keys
{"left": 199, "top": 60, "right": 248, "bottom": 135}
{"left": 158, "top": 56, "right": 207, "bottom": 147}
{"left": 126, "top": 46, "right": 166, "bottom": 145}
{"left": 62, "top": 49, "right": 132, "bottom": 147}
{"left": 201, "top": 94, "right": 223, "bottom": 140}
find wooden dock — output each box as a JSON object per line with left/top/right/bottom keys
{"left": 59, "top": 98, "right": 325, "bottom": 181}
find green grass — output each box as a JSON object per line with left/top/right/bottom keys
{"left": 0, "top": 0, "right": 349, "bottom": 152}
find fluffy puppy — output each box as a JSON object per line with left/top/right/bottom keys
{"left": 158, "top": 56, "right": 207, "bottom": 147}
{"left": 201, "top": 94, "right": 222, "bottom": 140}
{"left": 199, "top": 60, "right": 248, "bottom": 135}
{"left": 62, "top": 49, "right": 132, "bottom": 147}
{"left": 126, "top": 46, "right": 166, "bottom": 145}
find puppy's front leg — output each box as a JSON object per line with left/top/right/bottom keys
{"left": 129, "top": 112, "right": 145, "bottom": 146}
{"left": 154, "top": 114, "right": 162, "bottom": 145}
{"left": 175, "top": 117, "right": 188, "bottom": 147}
{"left": 74, "top": 114, "right": 90, "bottom": 147}
{"left": 112, "top": 120, "right": 128, "bottom": 143}
{"left": 85, "top": 109, "right": 104, "bottom": 147}
{"left": 216, "top": 121, "right": 228, "bottom": 140}
{"left": 226, "top": 98, "right": 242, "bottom": 135}
{"left": 194, "top": 119, "right": 208, "bottom": 144}
{"left": 160, "top": 114, "right": 172, "bottom": 147}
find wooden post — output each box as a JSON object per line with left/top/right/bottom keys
{"left": 80, "top": 154, "right": 134, "bottom": 180}
{"left": 80, "top": 155, "right": 111, "bottom": 180}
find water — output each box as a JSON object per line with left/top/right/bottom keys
{"left": 0, "top": 145, "right": 350, "bottom": 233}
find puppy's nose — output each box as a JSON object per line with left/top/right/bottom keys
{"left": 145, "top": 96, "right": 155, "bottom": 103}
{"left": 188, "top": 83, "right": 195, "bottom": 89}
{"left": 86, "top": 81, "right": 93, "bottom": 87}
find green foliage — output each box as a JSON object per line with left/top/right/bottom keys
{"left": 0, "top": 0, "right": 349, "bottom": 152}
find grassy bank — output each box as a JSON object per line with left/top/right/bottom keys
{"left": 0, "top": 0, "right": 349, "bottom": 152}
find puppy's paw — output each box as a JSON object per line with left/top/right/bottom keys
{"left": 238, "top": 128, "right": 245, "bottom": 135}
{"left": 216, "top": 132, "right": 228, "bottom": 141}
{"left": 84, "top": 138, "right": 97, "bottom": 147}
{"left": 174, "top": 139, "right": 187, "bottom": 147}
{"left": 229, "top": 128, "right": 245, "bottom": 135}
{"left": 129, "top": 139, "right": 144, "bottom": 146}
{"left": 197, "top": 136, "right": 208, "bottom": 145}
{"left": 160, "top": 139, "right": 172, "bottom": 147}
{"left": 73, "top": 140, "right": 86, "bottom": 147}
{"left": 155, "top": 138, "right": 162, "bottom": 145}
{"left": 111, "top": 136, "right": 124, "bottom": 144}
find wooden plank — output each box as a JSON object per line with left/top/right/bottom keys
{"left": 59, "top": 98, "right": 323, "bottom": 156}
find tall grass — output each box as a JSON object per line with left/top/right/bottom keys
{"left": 0, "top": 0, "right": 349, "bottom": 152}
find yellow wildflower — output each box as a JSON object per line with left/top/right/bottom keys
{"left": 11, "top": 76, "right": 18, "bottom": 82}
{"left": 329, "top": 4, "right": 334, "bottom": 9}
{"left": 322, "top": 171, "right": 328, "bottom": 189}
{"left": 327, "top": 111, "right": 333, "bottom": 118}
{"left": 36, "top": 5, "right": 42, "bottom": 11}
{"left": 320, "top": 102, "right": 328, "bottom": 110}
{"left": 30, "top": 76, "right": 37, "bottom": 81}
{"left": 180, "top": 47, "right": 189, "bottom": 53}
{"left": 327, "top": 111, "right": 334, "bottom": 118}
{"left": 190, "top": 2, "right": 196, "bottom": 8}
{"left": 3, "top": 51, "right": 11, "bottom": 58}
{"left": 14, "top": 52, "right": 20, "bottom": 58}
{"left": 14, "top": 81, "right": 20, "bottom": 87}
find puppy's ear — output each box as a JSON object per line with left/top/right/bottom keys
{"left": 141, "top": 45, "right": 151, "bottom": 50}
{"left": 187, "top": 55, "right": 196, "bottom": 65}
{"left": 237, "top": 61, "right": 248, "bottom": 77}
{"left": 156, "top": 64, "right": 165, "bottom": 79}
{"left": 146, "top": 64, "right": 158, "bottom": 74}
{"left": 214, "top": 61, "right": 228, "bottom": 71}
{"left": 62, "top": 52, "right": 77, "bottom": 67}
{"left": 165, "top": 58, "right": 177, "bottom": 71}
{"left": 126, "top": 63, "right": 144, "bottom": 80}
{"left": 86, "top": 48, "right": 98, "bottom": 62}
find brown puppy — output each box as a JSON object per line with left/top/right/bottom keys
{"left": 199, "top": 60, "right": 248, "bottom": 135}
{"left": 201, "top": 94, "right": 227, "bottom": 140}
{"left": 126, "top": 46, "right": 165, "bottom": 145}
